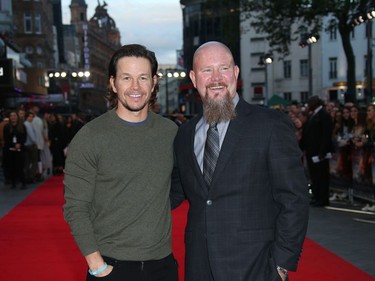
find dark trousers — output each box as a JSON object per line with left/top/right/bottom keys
{"left": 24, "top": 144, "right": 38, "bottom": 182}
{"left": 7, "top": 150, "right": 26, "bottom": 187}
{"left": 86, "top": 254, "right": 179, "bottom": 281}
{"left": 307, "top": 158, "right": 330, "bottom": 205}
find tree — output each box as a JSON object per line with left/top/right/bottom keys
{"left": 240, "top": 0, "right": 372, "bottom": 103}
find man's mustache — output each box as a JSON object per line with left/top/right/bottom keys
{"left": 206, "top": 82, "right": 227, "bottom": 89}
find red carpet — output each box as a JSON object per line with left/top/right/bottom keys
{"left": 0, "top": 176, "right": 374, "bottom": 281}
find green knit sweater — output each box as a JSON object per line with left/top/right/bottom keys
{"left": 63, "top": 109, "right": 178, "bottom": 261}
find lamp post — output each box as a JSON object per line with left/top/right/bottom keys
{"left": 258, "top": 53, "right": 273, "bottom": 106}
{"left": 48, "top": 69, "right": 90, "bottom": 111}
{"left": 165, "top": 72, "right": 172, "bottom": 114}
{"left": 158, "top": 69, "right": 186, "bottom": 115}
{"left": 350, "top": 2, "right": 375, "bottom": 102}
{"left": 299, "top": 34, "right": 319, "bottom": 97}
{"left": 367, "top": 19, "right": 373, "bottom": 100}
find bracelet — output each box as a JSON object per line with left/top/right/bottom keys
{"left": 276, "top": 265, "right": 288, "bottom": 276}
{"left": 88, "top": 262, "right": 108, "bottom": 276}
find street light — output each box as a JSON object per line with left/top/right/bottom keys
{"left": 48, "top": 69, "right": 91, "bottom": 110}
{"left": 351, "top": 2, "right": 375, "bottom": 27}
{"left": 350, "top": 2, "right": 375, "bottom": 101}
{"left": 299, "top": 33, "right": 320, "bottom": 97}
{"left": 258, "top": 53, "right": 273, "bottom": 106}
{"left": 158, "top": 69, "right": 186, "bottom": 114}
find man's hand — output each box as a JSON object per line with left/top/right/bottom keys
{"left": 86, "top": 251, "right": 113, "bottom": 277}
{"left": 277, "top": 266, "right": 289, "bottom": 281}
{"left": 95, "top": 264, "right": 113, "bottom": 277}
{"left": 278, "top": 270, "right": 288, "bottom": 281}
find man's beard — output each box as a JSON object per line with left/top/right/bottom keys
{"left": 202, "top": 88, "right": 236, "bottom": 124}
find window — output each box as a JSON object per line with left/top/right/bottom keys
{"left": 38, "top": 75, "right": 44, "bottom": 86}
{"left": 251, "top": 83, "right": 264, "bottom": 99}
{"left": 24, "top": 12, "right": 32, "bottom": 33}
{"left": 329, "top": 25, "right": 337, "bottom": 40}
{"left": 300, "top": 59, "right": 308, "bottom": 77}
{"left": 300, "top": 92, "right": 309, "bottom": 103}
{"left": 36, "top": 46, "right": 43, "bottom": 55}
{"left": 329, "top": 90, "right": 338, "bottom": 101}
{"left": 25, "top": 46, "right": 33, "bottom": 54}
{"left": 283, "top": 60, "right": 291, "bottom": 78}
{"left": 299, "top": 26, "right": 308, "bottom": 43}
{"left": 329, "top": 57, "right": 337, "bottom": 79}
{"left": 284, "top": 92, "right": 292, "bottom": 101}
{"left": 35, "top": 13, "right": 41, "bottom": 34}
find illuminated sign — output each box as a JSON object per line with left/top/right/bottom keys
{"left": 0, "top": 59, "right": 14, "bottom": 88}
{"left": 82, "top": 23, "right": 90, "bottom": 72}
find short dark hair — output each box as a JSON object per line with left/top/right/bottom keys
{"left": 106, "top": 44, "right": 159, "bottom": 109}
{"left": 307, "top": 95, "right": 323, "bottom": 111}
{"left": 26, "top": 111, "right": 35, "bottom": 118}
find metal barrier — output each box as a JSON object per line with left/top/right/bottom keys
{"left": 330, "top": 142, "right": 375, "bottom": 204}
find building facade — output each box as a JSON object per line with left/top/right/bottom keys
{"left": 1, "top": 0, "right": 121, "bottom": 114}
{"left": 68, "top": 0, "right": 121, "bottom": 114}
{"left": 12, "top": 0, "right": 55, "bottom": 95}
{"left": 241, "top": 15, "right": 374, "bottom": 106}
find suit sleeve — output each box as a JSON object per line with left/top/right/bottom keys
{"left": 319, "top": 113, "right": 334, "bottom": 156}
{"left": 170, "top": 144, "right": 186, "bottom": 209}
{"left": 268, "top": 113, "right": 310, "bottom": 271}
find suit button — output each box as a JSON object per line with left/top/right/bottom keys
{"left": 206, "top": 200, "right": 212, "bottom": 206}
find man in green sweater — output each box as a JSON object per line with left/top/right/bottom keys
{"left": 63, "top": 44, "right": 178, "bottom": 281}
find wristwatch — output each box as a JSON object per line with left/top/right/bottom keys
{"left": 276, "top": 265, "right": 288, "bottom": 276}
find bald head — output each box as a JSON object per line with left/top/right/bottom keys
{"left": 192, "top": 41, "right": 235, "bottom": 70}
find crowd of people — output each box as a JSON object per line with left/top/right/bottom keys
{"left": 2, "top": 84, "right": 375, "bottom": 212}
{"left": 0, "top": 105, "right": 86, "bottom": 189}
{"left": 284, "top": 99, "right": 375, "bottom": 211}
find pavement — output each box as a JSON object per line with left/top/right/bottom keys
{"left": 0, "top": 170, "right": 374, "bottom": 277}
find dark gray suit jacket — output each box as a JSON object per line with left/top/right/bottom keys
{"left": 171, "top": 98, "right": 309, "bottom": 281}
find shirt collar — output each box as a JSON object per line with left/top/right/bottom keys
{"left": 312, "top": 105, "right": 323, "bottom": 116}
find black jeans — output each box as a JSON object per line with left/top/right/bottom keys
{"left": 86, "top": 254, "right": 179, "bottom": 281}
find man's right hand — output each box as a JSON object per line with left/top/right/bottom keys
{"left": 95, "top": 264, "right": 113, "bottom": 277}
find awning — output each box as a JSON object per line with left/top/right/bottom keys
{"left": 268, "top": 94, "right": 291, "bottom": 107}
